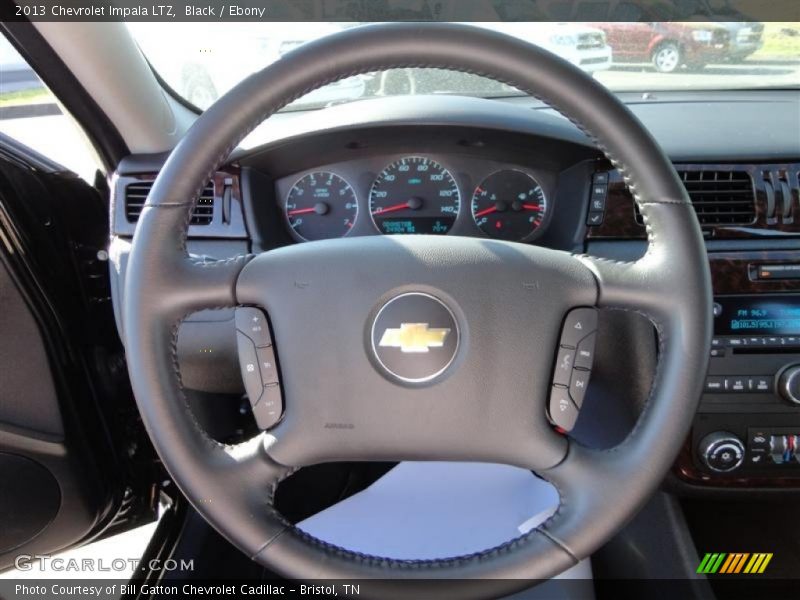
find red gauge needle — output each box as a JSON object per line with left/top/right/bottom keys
{"left": 522, "top": 203, "right": 540, "bottom": 211}
{"left": 287, "top": 207, "right": 317, "bottom": 216}
{"left": 474, "top": 206, "right": 498, "bottom": 218}
{"left": 372, "top": 202, "right": 410, "bottom": 216}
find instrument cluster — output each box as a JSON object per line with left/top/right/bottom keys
{"left": 277, "top": 154, "right": 553, "bottom": 244}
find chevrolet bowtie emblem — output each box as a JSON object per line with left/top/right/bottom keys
{"left": 378, "top": 323, "right": 451, "bottom": 353}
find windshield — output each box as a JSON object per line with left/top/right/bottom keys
{"left": 128, "top": 21, "right": 800, "bottom": 111}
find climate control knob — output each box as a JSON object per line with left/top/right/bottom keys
{"left": 778, "top": 365, "right": 800, "bottom": 405}
{"left": 699, "top": 432, "right": 744, "bottom": 473}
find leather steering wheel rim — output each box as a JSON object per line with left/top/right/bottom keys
{"left": 123, "top": 23, "right": 712, "bottom": 597}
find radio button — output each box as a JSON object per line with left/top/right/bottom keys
{"left": 705, "top": 377, "right": 724, "bottom": 393}
{"left": 748, "top": 376, "right": 773, "bottom": 393}
{"left": 569, "top": 369, "right": 591, "bottom": 408}
{"left": 724, "top": 377, "right": 748, "bottom": 393}
{"left": 574, "top": 333, "right": 596, "bottom": 370}
{"left": 777, "top": 365, "right": 800, "bottom": 405}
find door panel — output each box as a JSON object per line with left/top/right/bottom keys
{"left": 0, "top": 142, "right": 156, "bottom": 570}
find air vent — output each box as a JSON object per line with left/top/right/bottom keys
{"left": 124, "top": 181, "right": 215, "bottom": 225}
{"left": 635, "top": 170, "right": 755, "bottom": 227}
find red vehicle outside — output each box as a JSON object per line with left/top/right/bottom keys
{"left": 595, "top": 22, "right": 764, "bottom": 72}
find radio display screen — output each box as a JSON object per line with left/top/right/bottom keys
{"left": 716, "top": 296, "right": 800, "bottom": 335}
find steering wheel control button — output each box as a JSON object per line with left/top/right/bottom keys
{"left": 549, "top": 386, "right": 579, "bottom": 432}
{"left": 569, "top": 369, "right": 591, "bottom": 408}
{"left": 235, "top": 307, "right": 273, "bottom": 347}
{"left": 235, "top": 332, "right": 263, "bottom": 404}
{"left": 574, "top": 333, "right": 597, "bottom": 370}
{"left": 699, "top": 432, "right": 745, "bottom": 473}
{"left": 370, "top": 292, "right": 459, "bottom": 384}
{"left": 550, "top": 308, "right": 599, "bottom": 427}
{"left": 560, "top": 308, "right": 598, "bottom": 349}
{"left": 553, "top": 347, "right": 576, "bottom": 386}
{"left": 256, "top": 346, "right": 279, "bottom": 385}
{"left": 586, "top": 173, "right": 609, "bottom": 227}
{"left": 252, "top": 384, "right": 283, "bottom": 430}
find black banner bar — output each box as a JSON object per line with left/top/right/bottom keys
{"left": 2, "top": 0, "right": 799, "bottom": 23}
{"left": 2, "top": 578, "right": 800, "bottom": 599}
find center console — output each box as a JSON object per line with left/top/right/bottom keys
{"left": 685, "top": 294, "right": 800, "bottom": 484}
{"left": 585, "top": 161, "right": 800, "bottom": 487}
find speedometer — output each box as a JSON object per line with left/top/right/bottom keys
{"left": 369, "top": 157, "right": 460, "bottom": 235}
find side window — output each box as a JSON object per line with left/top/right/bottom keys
{"left": 0, "top": 35, "right": 100, "bottom": 181}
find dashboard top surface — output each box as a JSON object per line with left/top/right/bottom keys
{"left": 117, "top": 91, "right": 800, "bottom": 175}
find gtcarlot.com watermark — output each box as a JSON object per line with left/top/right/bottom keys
{"left": 14, "top": 554, "right": 194, "bottom": 573}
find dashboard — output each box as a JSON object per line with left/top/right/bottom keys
{"left": 277, "top": 154, "right": 552, "bottom": 243}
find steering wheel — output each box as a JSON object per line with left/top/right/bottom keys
{"left": 124, "top": 23, "right": 711, "bottom": 597}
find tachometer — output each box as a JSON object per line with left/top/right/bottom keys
{"left": 369, "top": 157, "right": 460, "bottom": 235}
{"left": 285, "top": 172, "right": 357, "bottom": 241}
{"left": 471, "top": 170, "right": 547, "bottom": 242}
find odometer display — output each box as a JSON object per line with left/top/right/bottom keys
{"left": 471, "top": 170, "right": 546, "bottom": 241}
{"left": 285, "top": 172, "right": 357, "bottom": 241}
{"left": 369, "top": 157, "right": 460, "bottom": 235}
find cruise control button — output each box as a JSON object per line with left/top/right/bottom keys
{"left": 553, "top": 347, "right": 576, "bottom": 386}
{"left": 236, "top": 332, "right": 263, "bottom": 404}
{"left": 574, "top": 333, "right": 596, "bottom": 370}
{"left": 570, "top": 369, "right": 590, "bottom": 408}
{"left": 235, "top": 307, "right": 272, "bottom": 347}
{"left": 561, "top": 308, "right": 598, "bottom": 348}
{"left": 252, "top": 383, "right": 283, "bottom": 429}
{"left": 256, "top": 345, "right": 279, "bottom": 384}
{"left": 549, "top": 386, "right": 578, "bottom": 432}
{"left": 586, "top": 212, "right": 604, "bottom": 226}
{"left": 589, "top": 196, "right": 606, "bottom": 212}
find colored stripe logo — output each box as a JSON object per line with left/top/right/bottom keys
{"left": 697, "top": 553, "right": 772, "bottom": 574}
